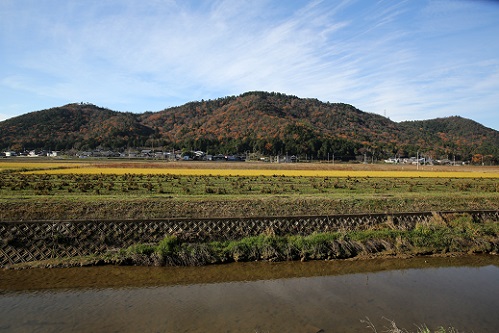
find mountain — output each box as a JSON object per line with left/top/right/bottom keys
{"left": 0, "top": 103, "right": 153, "bottom": 151}
{"left": 1, "top": 91, "right": 498, "bottom": 162}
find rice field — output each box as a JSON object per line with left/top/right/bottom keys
{"left": 1, "top": 160, "right": 498, "bottom": 200}
{"left": 4, "top": 160, "right": 498, "bottom": 178}
{"left": 1, "top": 159, "right": 498, "bottom": 221}
{"left": 29, "top": 167, "right": 499, "bottom": 178}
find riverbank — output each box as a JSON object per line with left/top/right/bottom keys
{"left": 6, "top": 212, "right": 498, "bottom": 270}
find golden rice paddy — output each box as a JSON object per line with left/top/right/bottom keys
{"left": 6, "top": 160, "right": 498, "bottom": 178}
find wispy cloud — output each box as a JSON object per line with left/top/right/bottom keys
{"left": 0, "top": 0, "right": 498, "bottom": 129}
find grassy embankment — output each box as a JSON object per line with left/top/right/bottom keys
{"left": 121, "top": 212, "right": 499, "bottom": 265}
{"left": 9, "top": 211, "right": 498, "bottom": 269}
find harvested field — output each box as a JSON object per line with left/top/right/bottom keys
{"left": 1, "top": 159, "right": 498, "bottom": 221}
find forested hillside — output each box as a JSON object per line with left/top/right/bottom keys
{"left": 0, "top": 103, "right": 153, "bottom": 151}
{"left": 1, "top": 91, "right": 498, "bottom": 162}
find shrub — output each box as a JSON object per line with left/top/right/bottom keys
{"left": 156, "top": 235, "right": 180, "bottom": 258}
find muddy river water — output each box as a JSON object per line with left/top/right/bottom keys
{"left": 1, "top": 255, "right": 498, "bottom": 333}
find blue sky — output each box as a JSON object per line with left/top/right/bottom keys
{"left": 1, "top": 0, "right": 499, "bottom": 130}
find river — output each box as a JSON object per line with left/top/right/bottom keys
{"left": 1, "top": 255, "right": 498, "bottom": 333}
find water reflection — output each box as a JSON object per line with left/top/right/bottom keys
{"left": 1, "top": 255, "right": 498, "bottom": 333}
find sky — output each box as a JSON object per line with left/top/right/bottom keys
{"left": 1, "top": 0, "right": 499, "bottom": 130}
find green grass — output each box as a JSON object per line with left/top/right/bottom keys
{"left": 121, "top": 215, "right": 499, "bottom": 266}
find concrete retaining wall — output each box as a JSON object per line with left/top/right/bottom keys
{"left": 1, "top": 210, "right": 498, "bottom": 267}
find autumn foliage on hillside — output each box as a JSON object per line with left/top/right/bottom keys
{"left": 0, "top": 103, "right": 153, "bottom": 151}
{"left": 0, "top": 92, "right": 498, "bottom": 162}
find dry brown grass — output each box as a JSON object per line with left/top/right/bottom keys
{"left": 91, "top": 160, "right": 499, "bottom": 173}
